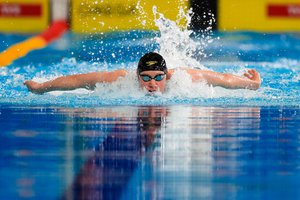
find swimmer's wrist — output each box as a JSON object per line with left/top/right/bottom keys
{"left": 249, "top": 80, "right": 261, "bottom": 90}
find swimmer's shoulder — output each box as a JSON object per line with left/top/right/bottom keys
{"left": 166, "top": 68, "right": 189, "bottom": 80}
{"left": 166, "top": 69, "right": 175, "bottom": 80}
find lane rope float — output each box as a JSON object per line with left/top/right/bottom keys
{"left": 0, "top": 20, "right": 68, "bottom": 67}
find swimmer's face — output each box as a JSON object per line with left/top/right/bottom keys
{"left": 138, "top": 70, "right": 167, "bottom": 93}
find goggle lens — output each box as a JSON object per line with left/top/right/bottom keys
{"left": 140, "top": 74, "right": 165, "bottom": 82}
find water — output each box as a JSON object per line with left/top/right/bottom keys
{"left": 1, "top": 105, "right": 300, "bottom": 199}
{"left": 1, "top": 10, "right": 300, "bottom": 200}
{"left": 0, "top": 11, "right": 299, "bottom": 106}
{"left": 1, "top": 30, "right": 300, "bottom": 106}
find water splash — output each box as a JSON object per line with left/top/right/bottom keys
{"left": 1, "top": 4, "right": 299, "bottom": 106}
{"left": 153, "top": 6, "right": 215, "bottom": 69}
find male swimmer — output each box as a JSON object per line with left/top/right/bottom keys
{"left": 24, "top": 52, "right": 261, "bottom": 94}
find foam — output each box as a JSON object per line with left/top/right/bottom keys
{"left": 93, "top": 71, "right": 145, "bottom": 98}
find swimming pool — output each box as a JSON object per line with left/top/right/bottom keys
{"left": 1, "top": 14, "right": 300, "bottom": 199}
{"left": 1, "top": 105, "right": 300, "bottom": 199}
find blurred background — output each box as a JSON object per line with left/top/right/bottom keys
{"left": 1, "top": 0, "right": 299, "bottom": 68}
{"left": 0, "top": 0, "right": 300, "bottom": 34}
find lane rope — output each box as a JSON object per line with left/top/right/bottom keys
{"left": 0, "top": 20, "right": 68, "bottom": 67}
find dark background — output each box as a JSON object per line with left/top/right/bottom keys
{"left": 190, "top": 0, "right": 217, "bottom": 30}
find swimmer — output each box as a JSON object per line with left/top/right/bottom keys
{"left": 24, "top": 52, "right": 261, "bottom": 94}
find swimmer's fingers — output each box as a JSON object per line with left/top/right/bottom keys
{"left": 23, "top": 80, "right": 44, "bottom": 94}
{"left": 244, "top": 69, "right": 261, "bottom": 90}
{"left": 23, "top": 80, "right": 36, "bottom": 88}
{"left": 23, "top": 80, "right": 32, "bottom": 85}
{"left": 249, "top": 69, "right": 261, "bottom": 81}
{"left": 23, "top": 80, "right": 34, "bottom": 91}
{"left": 244, "top": 70, "right": 254, "bottom": 80}
{"left": 244, "top": 72, "right": 252, "bottom": 79}
{"left": 244, "top": 69, "right": 260, "bottom": 81}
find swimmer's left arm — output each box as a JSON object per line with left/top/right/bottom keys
{"left": 187, "top": 69, "right": 261, "bottom": 90}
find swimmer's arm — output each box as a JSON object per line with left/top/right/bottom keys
{"left": 24, "top": 69, "right": 127, "bottom": 94}
{"left": 187, "top": 69, "right": 261, "bottom": 90}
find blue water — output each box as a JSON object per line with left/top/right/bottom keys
{"left": 0, "top": 29, "right": 300, "bottom": 199}
{"left": 1, "top": 105, "right": 300, "bottom": 199}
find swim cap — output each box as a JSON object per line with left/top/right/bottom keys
{"left": 137, "top": 52, "right": 167, "bottom": 74}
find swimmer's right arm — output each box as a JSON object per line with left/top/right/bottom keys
{"left": 24, "top": 69, "right": 127, "bottom": 94}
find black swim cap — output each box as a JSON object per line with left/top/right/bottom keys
{"left": 137, "top": 52, "right": 167, "bottom": 74}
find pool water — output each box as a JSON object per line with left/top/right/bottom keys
{"left": 1, "top": 105, "right": 300, "bottom": 199}
{"left": 1, "top": 30, "right": 300, "bottom": 106}
{"left": 1, "top": 13, "right": 300, "bottom": 199}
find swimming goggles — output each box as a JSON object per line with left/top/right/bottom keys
{"left": 139, "top": 74, "right": 165, "bottom": 82}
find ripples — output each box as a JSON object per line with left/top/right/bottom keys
{"left": 1, "top": 105, "right": 300, "bottom": 199}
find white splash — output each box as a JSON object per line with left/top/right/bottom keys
{"left": 26, "top": 7, "right": 261, "bottom": 101}
{"left": 93, "top": 71, "right": 145, "bottom": 98}
{"left": 89, "top": 69, "right": 260, "bottom": 99}
{"left": 153, "top": 6, "right": 212, "bottom": 70}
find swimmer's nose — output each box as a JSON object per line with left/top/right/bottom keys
{"left": 149, "top": 80, "right": 157, "bottom": 87}
{"left": 147, "top": 80, "right": 157, "bottom": 92}
{"left": 149, "top": 79, "right": 156, "bottom": 86}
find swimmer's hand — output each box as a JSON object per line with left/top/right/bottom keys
{"left": 243, "top": 69, "right": 261, "bottom": 90}
{"left": 24, "top": 80, "right": 45, "bottom": 94}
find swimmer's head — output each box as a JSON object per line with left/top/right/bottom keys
{"left": 137, "top": 52, "right": 168, "bottom": 93}
{"left": 137, "top": 52, "right": 167, "bottom": 74}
